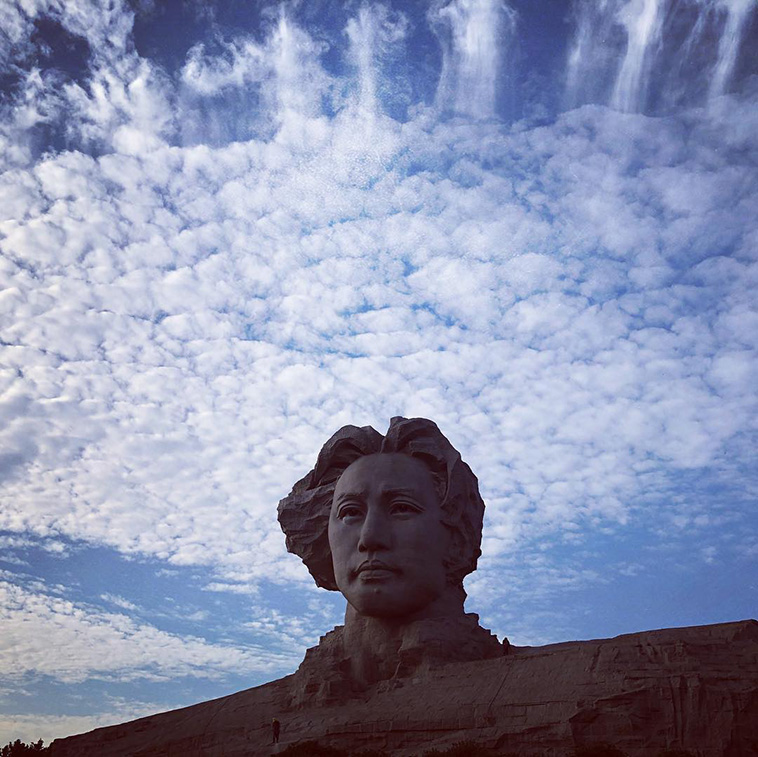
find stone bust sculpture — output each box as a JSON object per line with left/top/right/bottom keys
{"left": 278, "top": 417, "right": 504, "bottom": 700}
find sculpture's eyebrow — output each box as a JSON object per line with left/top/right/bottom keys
{"left": 380, "top": 487, "right": 425, "bottom": 505}
{"left": 334, "top": 487, "right": 423, "bottom": 502}
{"left": 334, "top": 489, "right": 367, "bottom": 503}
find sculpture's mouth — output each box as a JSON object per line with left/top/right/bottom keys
{"left": 354, "top": 560, "right": 400, "bottom": 581}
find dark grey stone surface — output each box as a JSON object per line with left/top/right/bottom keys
{"left": 48, "top": 620, "right": 758, "bottom": 756}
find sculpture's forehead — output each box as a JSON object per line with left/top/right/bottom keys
{"left": 334, "top": 453, "right": 436, "bottom": 497}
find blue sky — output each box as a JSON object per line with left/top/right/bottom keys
{"left": 1, "top": 0, "right": 757, "bottom": 745}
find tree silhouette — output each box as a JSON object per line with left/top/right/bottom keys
{"left": 0, "top": 739, "right": 46, "bottom": 756}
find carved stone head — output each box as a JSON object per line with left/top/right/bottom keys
{"left": 277, "top": 417, "right": 485, "bottom": 617}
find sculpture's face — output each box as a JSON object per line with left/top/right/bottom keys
{"left": 328, "top": 453, "right": 450, "bottom": 619}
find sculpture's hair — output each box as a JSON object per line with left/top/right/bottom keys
{"left": 277, "top": 416, "right": 485, "bottom": 592}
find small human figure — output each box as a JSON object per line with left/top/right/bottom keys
{"left": 271, "top": 717, "right": 281, "bottom": 745}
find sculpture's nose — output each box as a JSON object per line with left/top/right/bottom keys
{"left": 358, "top": 507, "right": 391, "bottom": 552}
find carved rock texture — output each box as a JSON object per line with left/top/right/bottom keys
{"left": 48, "top": 620, "right": 758, "bottom": 757}
{"left": 288, "top": 613, "right": 506, "bottom": 706}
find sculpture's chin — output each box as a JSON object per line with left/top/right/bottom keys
{"left": 348, "top": 590, "right": 417, "bottom": 619}
{"left": 344, "top": 582, "right": 444, "bottom": 621}
{"left": 351, "top": 599, "right": 421, "bottom": 619}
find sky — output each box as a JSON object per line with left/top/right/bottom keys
{"left": 0, "top": 0, "right": 756, "bottom": 746}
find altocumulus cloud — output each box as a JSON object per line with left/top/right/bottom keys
{"left": 0, "top": 0, "right": 756, "bottom": 744}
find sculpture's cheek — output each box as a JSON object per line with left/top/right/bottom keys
{"left": 327, "top": 520, "right": 359, "bottom": 590}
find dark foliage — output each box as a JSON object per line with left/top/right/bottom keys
{"left": 0, "top": 741, "right": 46, "bottom": 757}
{"left": 657, "top": 751, "right": 696, "bottom": 757}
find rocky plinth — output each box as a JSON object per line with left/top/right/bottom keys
{"left": 48, "top": 620, "right": 758, "bottom": 756}
{"left": 289, "top": 613, "right": 505, "bottom": 705}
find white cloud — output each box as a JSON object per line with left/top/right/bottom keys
{"left": 0, "top": 580, "right": 299, "bottom": 685}
{"left": 178, "top": 14, "right": 334, "bottom": 146}
{"left": 0, "top": 0, "right": 131, "bottom": 67}
{"left": 99, "top": 593, "right": 139, "bottom": 612}
{"left": 0, "top": 0, "right": 142, "bottom": 169}
{"left": 182, "top": 39, "right": 268, "bottom": 97}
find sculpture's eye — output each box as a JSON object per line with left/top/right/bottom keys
{"left": 390, "top": 500, "right": 420, "bottom": 517}
{"left": 337, "top": 503, "right": 363, "bottom": 521}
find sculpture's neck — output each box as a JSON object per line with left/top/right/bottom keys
{"left": 291, "top": 589, "right": 504, "bottom": 704}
